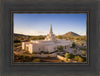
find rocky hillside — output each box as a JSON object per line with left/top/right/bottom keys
{"left": 64, "top": 32, "right": 80, "bottom": 36}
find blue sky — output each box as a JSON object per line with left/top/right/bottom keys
{"left": 14, "top": 13, "right": 87, "bottom": 36}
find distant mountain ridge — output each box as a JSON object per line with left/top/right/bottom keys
{"left": 14, "top": 33, "right": 26, "bottom": 36}
{"left": 14, "top": 31, "right": 81, "bottom": 37}
{"left": 63, "top": 32, "right": 80, "bottom": 36}
{"left": 14, "top": 33, "right": 46, "bottom": 37}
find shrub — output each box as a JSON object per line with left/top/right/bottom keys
{"left": 31, "top": 56, "right": 34, "bottom": 59}
{"left": 74, "top": 56, "right": 79, "bottom": 61}
{"left": 14, "top": 40, "right": 21, "bottom": 43}
{"left": 69, "top": 54, "right": 75, "bottom": 59}
{"left": 32, "top": 58, "right": 40, "bottom": 62}
{"left": 44, "top": 51, "right": 49, "bottom": 54}
{"left": 71, "top": 42, "right": 76, "bottom": 48}
{"left": 32, "top": 51, "right": 35, "bottom": 54}
{"left": 24, "top": 51, "right": 30, "bottom": 54}
{"left": 28, "top": 55, "right": 34, "bottom": 60}
{"left": 57, "top": 46, "right": 64, "bottom": 52}
{"left": 48, "top": 54, "right": 50, "bottom": 58}
{"left": 74, "top": 56, "right": 84, "bottom": 62}
{"left": 81, "top": 51, "right": 86, "bottom": 55}
{"left": 78, "top": 57, "right": 83, "bottom": 62}
{"left": 81, "top": 57, "right": 86, "bottom": 62}
{"left": 65, "top": 52, "right": 70, "bottom": 61}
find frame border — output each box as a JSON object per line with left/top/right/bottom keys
{"left": 0, "top": 0, "right": 100, "bottom": 76}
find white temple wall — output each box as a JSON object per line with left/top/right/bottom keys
{"left": 32, "top": 44, "right": 44, "bottom": 52}
{"left": 28, "top": 44, "right": 33, "bottom": 53}
{"left": 32, "top": 44, "right": 37, "bottom": 52}
{"left": 46, "top": 46, "right": 56, "bottom": 52}
{"left": 22, "top": 42, "right": 25, "bottom": 50}
{"left": 22, "top": 41, "right": 72, "bottom": 53}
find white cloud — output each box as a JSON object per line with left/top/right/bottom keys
{"left": 14, "top": 29, "right": 48, "bottom": 36}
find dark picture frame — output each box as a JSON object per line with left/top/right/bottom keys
{"left": 0, "top": 0, "right": 100, "bottom": 76}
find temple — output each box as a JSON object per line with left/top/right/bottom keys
{"left": 22, "top": 25, "right": 72, "bottom": 53}
{"left": 45, "top": 25, "right": 57, "bottom": 41}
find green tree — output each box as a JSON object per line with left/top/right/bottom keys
{"left": 57, "top": 46, "right": 64, "bottom": 52}
{"left": 69, "top": 54, "right": 75, "bottom": 59}
{"left": 14, "top": 40, "right": 21, "bottom": 43}
{"left": 71, "top": 42, "right": 76, "bottom": 48}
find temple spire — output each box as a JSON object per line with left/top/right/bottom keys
{"left": 45, "top": 24, "right": 57, "bottom": 41}
{"left": 50, "top": 24, "right": 53, "bottom": 34}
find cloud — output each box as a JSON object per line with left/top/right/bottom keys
{"left": 14, "top": 29, "right": 48, "bottom": 36}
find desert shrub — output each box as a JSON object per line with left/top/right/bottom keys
{"left": 24, "top": 51, "right": 30, "bottom": 54}
{"left": 14, "top": 40, "right": 21, "bottom": 43}
{"left": 78, "top": 57, "right": 83, "bottom": 62}
{"left": 24, "top": 55, "right": 29, "bottom": 59}
{"left": 81, "top": 51, "right": 86, "bottom": 55}
{"left": 74, "top": 56, "right": 84, "bottom": 62}
{"left": 48, "top": 54, "right": 50, "bottom": 58}
{"left": 32, "top": 58, "right": 40, "bottom": 62}
{"left": 30, "top": 56, "right": 34, "bottom": 59}
{"left": 14, "top": 54, "right": 35, "bottom": 62}
{"left": 40, "top": 51, "right": 49, "bottom": 54}
{"left": 74, "top": 56, "right": 79, "bottom": 61}
{"left": 71, "top": 42, "right": 76, "bottom": 48}
{"left": 65, "top": 52, "right": 70, "bottom": 61}
{"left": 56, "top": 35, "right": 63, "bottom": 39}
{"left": 32, "top": 51, "right": 36, "bottom": 54}
{"left": 69, "top": 54, "right": 75, "bottom": 59}
{"left": 57, "top": 46, "right": 64, "bottom": 52}
{"left": 81, "top": 57, "right": 86, "bottom": 62}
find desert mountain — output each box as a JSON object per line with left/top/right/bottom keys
{"left": 63, "top": 32, "right": 80, "bottom": 36}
